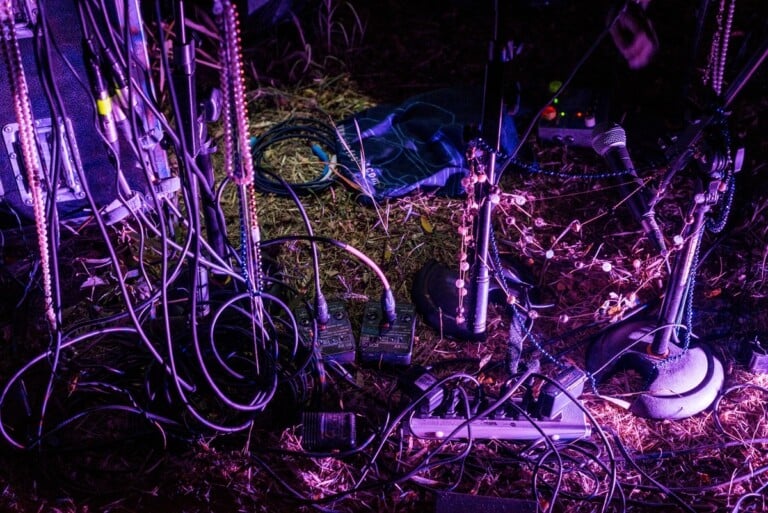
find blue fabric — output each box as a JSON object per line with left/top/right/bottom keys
{"left": 336, "top": 87, "right": 518, "bottom": 203}
{"left": 246, "top": 0, "right": 305, "bottom": 29}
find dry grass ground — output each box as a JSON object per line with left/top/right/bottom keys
{"left": 1, "top": 1, "right": 768, "bottom": 512}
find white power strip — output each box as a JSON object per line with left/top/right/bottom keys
{"left": 405, "top": 399, "right": 591, "bottom": 442}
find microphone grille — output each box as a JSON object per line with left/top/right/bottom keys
{"left": 591, "top": 122, "right": 627, "bottom": 156}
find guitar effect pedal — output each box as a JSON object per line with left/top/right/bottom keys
{"left": 295, "top": 301, "right": 356, "bottom": 363}
{"left": 359, "top": 300, "right": 417, "bottom": 366}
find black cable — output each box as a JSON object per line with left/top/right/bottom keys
{"left": 150, "top": 0, "right": 250, "bottom": 436}
{"left": 257, "top": 167, "right": 329, "bottom": 324}
{"left": 10, "top": 4, "right": 752, "bottom": 510}
{"left": 33, "top": 0, "right": 144, "bottom": 446}
{"left": 253, "top": 372, "right": 481, "bottom": 506}
{"left": 260, "top": 234, "right": 397, "bottom": 324}
{"left": 525, "top": 442, "right": 621, "bottom": 508}
{"left": 607, "top": 427, "right": 697, "bottom": 513}
{"left": 527, "top": 371, "right": 618, "bottom": 512}
{"left": 713, "top": 383, "right": 768, "bottom": 438}
{"left": 251, "top": 117, "right": 339, "bottom": 196}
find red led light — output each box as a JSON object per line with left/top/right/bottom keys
{"left": 542, "top": 105, "right": 557, "bottom": 121}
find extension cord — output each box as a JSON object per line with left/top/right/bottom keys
{"left": 406, "top": 399, "right": 590, "bottom": 442}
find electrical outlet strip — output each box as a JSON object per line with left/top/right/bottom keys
{"left": 406, "top": 399, "right": 590, "bottom": 442}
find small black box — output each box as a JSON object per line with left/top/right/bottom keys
{"left": 359, "top": 300, "right": 416, "bottom": 366}
{"left": 295, "top": 301, "right": 356, "bottom": 363}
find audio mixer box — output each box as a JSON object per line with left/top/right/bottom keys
{"left": 537, "top": 87, "right": 611, "bottom": 147}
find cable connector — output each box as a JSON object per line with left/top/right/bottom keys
{"left": 398, "top": 365, "right": 444, "bottom": 415}
{"left": 437, "top": 387, "right": 462, "bottom": 418}
{"left": 381, "top": 288, "right": 398, "bottom": 325}
{"left": 537, "top": 365, "right": 587, "bottom": 419}
{"left": 315, "top": 293, "right": 331, "bottom": 326}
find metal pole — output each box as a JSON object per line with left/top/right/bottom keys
{"left": 471, "top": 0, "right": 507, "bottom": 336}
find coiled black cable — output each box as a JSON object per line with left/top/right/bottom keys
{"left": 251, "top": 117, "right": 340, "bottom": 195}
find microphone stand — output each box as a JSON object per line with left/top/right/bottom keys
{"left": 584, "top": 159, "right": 726, "bottom": 420}
{"left": 585, "top": 27, "right": 768, "bottom": 419}
{"left": 412, "top": 0, "right": 529, "bottom": 341}
{"left": 470, "top": 0, "right": 506, "bottom": 336}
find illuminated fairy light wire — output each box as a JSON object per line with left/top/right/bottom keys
{"left": 705, "top": 0, "right": 737, "bottom": 96}
{"left": 0, "top": 0, "right": 56, "bottom": 328}
{"left": 216, "top": 0, "right": 263, "bottom": 291}
{"left": 215, "top": 1, "right": 267, "bottom": 375}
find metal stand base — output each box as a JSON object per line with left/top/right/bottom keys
{"left": 412, "top": 260, "right": 485, "bottom": 341}
{"left": 585, "top": 318, "right": 724, "bottom": 419}
{"left": 411, "top": 259, "right": 529, "bottom": 341}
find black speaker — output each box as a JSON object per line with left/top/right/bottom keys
{"left": 0, "top": 0, "right": 174, "bottom": 234}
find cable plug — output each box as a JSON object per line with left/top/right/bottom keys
{"left": 380, "top": 288, "right": 397, "bottom": 326}
{"left": 102, "top": 47, "right": 127, "bottom": 92}
{"left": 315, "top": 293, "right": 331, "bottom": 326}
{"left": 439, "top": 388, "right": 463, "bottom": 418}
{"left": 494, "top": 383, "right": 521, "bottom": 419}
{"left": 398, "top": 365, "right": 444, "bottom": 415}
{"left": 469, "top": 385, "right": 486, "bottom": 417}
{"left": 537, "top": 365, "right": 587, "bottom": 419}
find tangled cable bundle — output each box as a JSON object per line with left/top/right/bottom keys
{"left": 1, "top": 1, "right": 768, "bottom": 512}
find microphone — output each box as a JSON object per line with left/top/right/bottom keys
{"left": 591, "top": 122, "right": 667, "bottom": 255}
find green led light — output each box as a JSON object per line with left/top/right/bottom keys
{"left": 560, "top": 111, "right": 566, "bottom": 117}
{"left": 553, "top": 98, "right": 559, "bottom": 105}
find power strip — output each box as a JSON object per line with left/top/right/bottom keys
{"left": 406, "top": 400, "right": 590, "bottom": 442}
